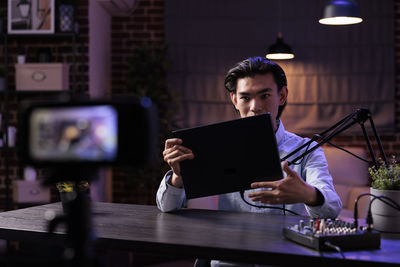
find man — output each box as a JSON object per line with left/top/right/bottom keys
{"left": 157, "top": 56, "right": 341, "bottom": 218}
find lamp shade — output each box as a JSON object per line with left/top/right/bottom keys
{"left": 266, "top": 34, "right": 294, "bottom": 60}
{"left": 319, "top": 0, "right": 362, "bottom": 25}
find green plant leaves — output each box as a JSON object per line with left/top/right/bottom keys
{"left": 123, "top": 43, "right": 179, "bottom": 194}
{"left": 369, "top": 156, "right": 400, "bottom": 190}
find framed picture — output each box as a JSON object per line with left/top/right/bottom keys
{"left": 8, "top": 0, "right": 55, "bottom": 34}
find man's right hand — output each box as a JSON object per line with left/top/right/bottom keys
{"left": 163, "top": 138, "right": 194, "bottom": 188}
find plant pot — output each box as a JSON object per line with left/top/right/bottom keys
{"left": 370, "top": 187, "right": 400, "bottom": 232}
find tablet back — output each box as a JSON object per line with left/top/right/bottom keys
{"left": 172, "top": 113, "right": 283, "bottom": 199}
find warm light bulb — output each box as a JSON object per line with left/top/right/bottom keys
{"left": 319, "top": 16, "right": 362, "bottom": 25}
{"left": 266, "top": 53, "right": 295, "bottom": 60}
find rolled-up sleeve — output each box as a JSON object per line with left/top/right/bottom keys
{"left": 156, "top": 170, "right": 187, "bottom": 212}
{"left": 301, "top": 146, "right": 342, "bottom": 218}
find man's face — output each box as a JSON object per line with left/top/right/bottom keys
{"left": 230, "top": 73, "right": 288, "bottom": 131}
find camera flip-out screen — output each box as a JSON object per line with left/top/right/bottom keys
{"left": 19, "top": 99, "right": 157, "bottom": 167}
{"left": 29, "top": 105, "right": 118, "bottom": 162}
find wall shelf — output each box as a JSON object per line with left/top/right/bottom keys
{"left": 2, "top": 32, "right": 76, "bottom": 38}
{"left": 1, "top": 17, "right": 79, "bottom": 211}
{"left": 0, "top": 90, "right": 70, "bottom": 94}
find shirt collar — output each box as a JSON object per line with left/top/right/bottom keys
{"left": 275, "top": 119, "right": 285, "bottom": 146}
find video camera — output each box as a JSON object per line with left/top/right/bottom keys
{"left": 18, "top": 97, "right": 158, "bottom": 168}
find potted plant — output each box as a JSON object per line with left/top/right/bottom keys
{"left": 118, "top": 43, "right": 179, "bottom": 203}
{"left": 369, "top": 156, "right": 400, "bottom": 232}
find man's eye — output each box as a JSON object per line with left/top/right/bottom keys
{"left": 261, "top": 94, "right": 271, "bottom": 99}
{"left": 240, "top": 96, "right": 250, "bottom": 101}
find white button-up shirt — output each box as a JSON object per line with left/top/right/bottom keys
{"left": 156, "top": 121, "right": 342, "bottom": 219}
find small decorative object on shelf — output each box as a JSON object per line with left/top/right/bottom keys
{"left": 369, "top": 156, "right": 400, "bottom": 232}
{"left": 24, "top": 166, "right": 37, "bottom": 181}
{"left": 5, "top": 126, "right": 17, "bottom": 147}
{"left": 17, "top": 46, "right": 26, "bottom": 64}
{"left": 0, "top": 125, "right": 17, "bottom": 147}
{"left": 58, "top": 4, "right": 74, "bottom": 32}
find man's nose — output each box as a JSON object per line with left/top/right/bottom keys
{"left": 250, "top": 99, "right": 262, "bottom": 113}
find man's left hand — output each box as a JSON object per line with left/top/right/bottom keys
{"left": 248, "top": 161, "right": 318, "bottom": 205}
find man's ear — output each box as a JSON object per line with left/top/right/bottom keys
{"left": 230, "top": 92, "right": 238, "bottom": 109}
{"left": 279, "top": 86, "right": 288, "bottom": 106}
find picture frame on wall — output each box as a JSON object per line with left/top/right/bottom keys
{"left": 8, "top": 0, "right": 55, "bottom": 34}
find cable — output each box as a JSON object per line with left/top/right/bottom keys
{"left": 367, "top": 195, "right": 400, "bottom": 231}
{"left": 367, "top": 195, "right": 400, "bottom": 212}
{"left": 354, "top": 193, "right": 400, "bottom": 230}
{"left": 239, "top": 190, "right": 300, "bottom": 216}
{"left": 287, "top": 141, "right": 312, "bottom": 166}
{"left": 353, "top": 192, "right": 400, "bottom": 231}
{"left": 324, "top": 241, "right": 345, "bottom": 259}
{"left": 325, "top": 141, "right": 371, "bottom": 164}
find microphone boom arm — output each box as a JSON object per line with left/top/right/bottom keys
{"left": 281, "top": 108, "right": 388, "bottom": 169}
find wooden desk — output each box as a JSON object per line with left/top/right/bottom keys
{"left": 0, "top": 202, "right": 399, "bottom": 266}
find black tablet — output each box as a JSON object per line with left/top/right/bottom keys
{"left": 172, "top": 113, "right": 283, "bottom": 199}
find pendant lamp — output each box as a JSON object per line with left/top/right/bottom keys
{"left": 265, "top": 0, "right": 294, "bottom": 60}
{"left": 319, "top": 0, "right": 362, "bottom": 25}
{"left": 266, "top": 32, "right": 294, "bottom": 60}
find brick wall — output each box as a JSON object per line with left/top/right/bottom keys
{"left": 0, "top": 0, "right": 165, "bottom": 208}
{"left": 0, "top": 0, "right": 398, "bottom": 208}
{"left": 110, "top": 0, "right": 165, "bottom": 204}
{"left": 0, "top": 1, "right": 89, "bottom": 209}
{"left": 110, "top": 0, "right": 164, "bottom": 95}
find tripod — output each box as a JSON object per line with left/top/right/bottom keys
{"left": 47, "top": 168, "right": 99, "bottom": 267}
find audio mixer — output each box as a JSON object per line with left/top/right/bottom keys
{"left": 282, "top": 218, "right": 381, "bottom": 251}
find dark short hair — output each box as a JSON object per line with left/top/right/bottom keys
{"left": 224, "top": 57, "right": 287, "bottom": 119}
